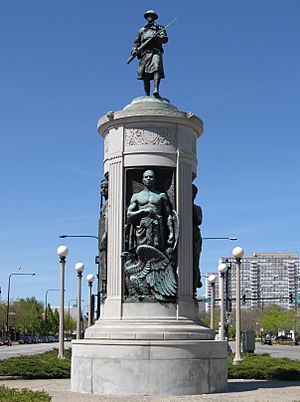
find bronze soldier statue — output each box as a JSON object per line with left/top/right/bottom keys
{"left": 130, "top": 10, "right": 168, "bottom": 98}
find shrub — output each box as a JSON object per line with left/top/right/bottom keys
{"left": 0, "top": 349, "right": 71, "bottom": 379}
{"left": 228, "top": 353, "right": 300, "bottom": 381}
{"left": 0, "top": 385, "right": 51, "bottom": 402}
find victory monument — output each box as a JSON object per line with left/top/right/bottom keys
{"left": 71, "top": 10, "right": 227, "bottom": 395}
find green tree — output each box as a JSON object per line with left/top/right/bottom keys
{"left": 199, "top": 312, "right": 210, "bottom": 328}
{"left": 14, "top": 297, "right": 44, "bottom": 334}
{"left": 199, "top": 308, "right": 220, "bottom": 330}
{"left": 65, "top": 313, "right": 76, "bottom": 334}
{"left": 46, "top": 306, "right": 59, "bottom": 334}
{"left": 260, "top": 304, "right": 294, "bottom": 334}
{"left": 281, "top": 309, "right": 296, "bottom": 332}
{"left": 241, "top": 309, "right": 262, "bottom": 334}
{"left": 0, "top": 302, "right": 6, "bottom": 335}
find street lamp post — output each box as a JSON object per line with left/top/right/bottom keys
{"left": 218, "top": 262, "right": 228, "bottom": 341}
{"left": 57, "top": 245, "right": 69, "bottom": 359}
{"left": 202, "top": 237, "right": 237, "bottom": 240}
{"left": 59, "top": 235, "right": 98, "bottom": 240}
{"left": 6, "top": 272, "right": 36, "bottom": 335}
{"left": 86, "top": 274, "right": 95, "bottom": 327}
{"left": 75, "top": 262, "right": 85, "bottom": 340}
{"left": 58, "top": 234, "right": 101, "bottom": 320}
{"left": 232, "top": 246, "right": 244, "bottom": 365}
{"left": 208, "top": 274, "right": 216, "bottom": 330}
{"left": 44, "top": 288, "right": 60, "bottom": 321}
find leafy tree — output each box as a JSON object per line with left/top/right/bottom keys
{"left": 199, "top": 312, "right": 210, "bottom": 328}
{"left": 260, "top": 304, "right": 296, "bottom": 334}
{"left": 0, "top": 302, "right": 6, "bottom": 335}
{"left": 1, "top": 297, "right": 76, "bottom": 336}
{"left": 46, "top": 306, "right": 59, "bottom": 334}
{"left": 199, "top": 308, "right": 220, "bottom": 330}
{"left": 65, "top": 313, "right": 76, "bottom": 333}
{"left": 14, "top": 297, "right": 44, "bottom": 334}
{"left": 281, "top": 309, "right": 296, "bottom": 332}
{"left": 261, "top": 305, "right": 281, "bottom": 334}
{"left": 241, "top": 309, "right": 262, "bottom": 334}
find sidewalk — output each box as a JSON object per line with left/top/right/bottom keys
{"left": 1, "top": 378, "right": 300, "bottom": 402}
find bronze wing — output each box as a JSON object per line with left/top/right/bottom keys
{"left": 136, "top": 245, "right": 177, "bottom": 300}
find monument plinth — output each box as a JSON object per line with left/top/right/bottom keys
{"left": 71, "top": 97, "right": 228, "bottom": 395}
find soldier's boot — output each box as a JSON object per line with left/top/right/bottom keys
{"left": 153, "top": 72, "right": 160, "bottom": 97}
{"left": 144, "top": 80, "right": 151, "bottom": 96}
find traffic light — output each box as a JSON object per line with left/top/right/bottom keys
{"left": 289, "top": 293, "right": 294, "bottom": 303}
{"left": 242, "top": 294, "right": 246, "bottom": 305}
{"left": 226, "top": 297, "right": 231, "bottom": 312}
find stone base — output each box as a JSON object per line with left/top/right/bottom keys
{"left": 71, "top": 333, "right": 227, "bottom": 395}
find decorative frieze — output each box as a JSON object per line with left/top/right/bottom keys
{"left": 124, "top": 127, "right": 176, "bottom": 148}
{"left": 104, "top": 135, "right": 109, "bottom": 154}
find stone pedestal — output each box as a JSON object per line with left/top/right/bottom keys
{"left": 71, "top": 97, "right": 227, "bottom": 396}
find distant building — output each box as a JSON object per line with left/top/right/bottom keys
{"left": 52, "top": 306, "right": 78, "bottom": 320}
{"left": 205, "top": 252, "right": 300, "bottom": 312}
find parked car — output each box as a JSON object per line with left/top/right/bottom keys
{"left": 64, "top": 334, "right": 73, "bottom": 341}
{"left": 261, "top": 334, "right": 272, "bottom": 345}
{"left": 275, "top": 335, "right": 292, "bottom": 343}
{"left": 19, "top": 335, "right": 32, "bottom": 344}
{"left": 0, "top": 337, "right": 12, "bottom": 346}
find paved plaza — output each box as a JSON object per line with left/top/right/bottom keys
{"left": 0, "top": 378, "right": 300, "bottom": 402}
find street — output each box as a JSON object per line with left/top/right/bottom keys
{"left": 230, "top": 341, "right": 300, "bottom": 360}
{"left": 0, "top": 341, "right": 71, "bottom": 360}
{"left": 1, "top": 341, "right": 300, "bottom": 361}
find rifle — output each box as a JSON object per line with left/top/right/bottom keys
{"left": 126, "top": 17, "right": 177, "bottom": 65}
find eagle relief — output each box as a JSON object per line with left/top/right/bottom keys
{"left": 122, "top": 169, "right": 178, "bottom": 301}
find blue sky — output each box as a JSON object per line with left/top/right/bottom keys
{"left": 1, "top": 1, "right": 300, "bottom": 309}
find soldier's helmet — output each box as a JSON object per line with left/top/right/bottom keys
{"left": 144, "top": 10, "right": 158, "bottom": 20}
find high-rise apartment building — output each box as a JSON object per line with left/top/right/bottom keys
{"left": 204, "top": 252, "right": 300, "bottom": 312}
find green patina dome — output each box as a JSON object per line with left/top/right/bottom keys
{"left": 123, "top": 96, "right": 177, "bottom": 111}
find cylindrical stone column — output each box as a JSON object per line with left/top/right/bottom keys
{"left": 71, "top": 97, "right": 227, "bottom": 396}
{"left": 96, "top": 97, "right": 203, "bottom": 323}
